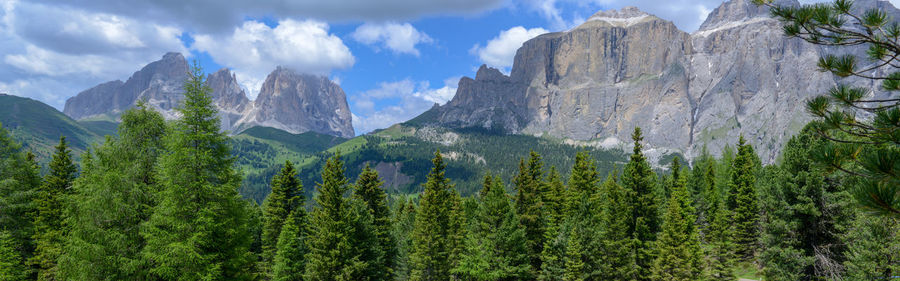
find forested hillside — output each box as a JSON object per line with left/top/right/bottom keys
{"left": 2, "top": 1, "right": 900, "bottom": 280}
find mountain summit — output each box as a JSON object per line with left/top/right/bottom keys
{"left": 414, "top": 0, "right": 898, "bottom": 162}
{"left": 62, "top": 54, "right": 354, "bottom": 138}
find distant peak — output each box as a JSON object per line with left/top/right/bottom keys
{"left": 475, "top": 64, "right": 507, "bottom": 81}
{"left": 585, "top": 6, "right": 655, "bottom": 27}
{"left": 698, "top": 0, "right": 800, "bottom": 31}
{"left": 162, "top": 52, "right": 184, "bottom": 60}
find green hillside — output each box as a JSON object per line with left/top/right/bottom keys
{"left": 0, "top": 94, "right": 100, "bottom": 162}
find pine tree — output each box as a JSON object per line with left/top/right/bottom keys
{"left": 58, "top": 103, "right": 167, "bottom": 280}
{"left": 704, "top": 196, "right": 735, "bottom": 281}
{"left": 0, "top": 230, "right": 26, "bottom": 281}
{"left": 262, "top": 161, "right": 304, "bottom": 267}
{"left": 272, "top": 211, "right": 308, "bottom": 281}
{"left": 599, "top": 174, "right": 637, "bottom": 281}
{"left": 621, "top": 127, "right": 659, "bottom": 280}
{"left": 759, "top": 129, "right": 854, "bottom": 280}
{"left": 393, "top": 198, "right": 417, "bottom": 281}
{"left": 353, "top": 164, "right": 396, "bottom": 281}
{"left": 140, "top": 63, "right": 255, "bottom": 280}
{"left": 842, "top": 211, "right": 900, "bottom": 279}
{"left": 538, "top": 167, "right": 567, "bottom": 281}
{"left": 651, "top": 158, "right": 703, "bottom": 280}
{"left": 562, "top": 227, "right": 585, "bottom": 281}
{"left": 562, "top": 151, "right": 604, "bottom": 278}
{"left": 304, "top": 153, "right": 380, "bottom": 281}
{"left": 727, "top": 136, "right": 760, "bottom": 260}
{"left": 0, "top": 124, "right": 40, "bottom": 280}
{"left": 410, "top": 151, "right": 464, "bottom": 281}
{"left": 513, "top": 150, "right": 546, "bottom": 274}
{"left": 454, "top": 176, "right": 531, "bottom": 280}
{"left": 31, "top": 136, "right": 77, "bottom": 280}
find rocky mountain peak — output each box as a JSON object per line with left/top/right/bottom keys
{"left": 583, "top": 6, "right": 656, "bottom": 28}
{"left": 474, "top": 65, "right": 508, "bottom": 81}
{"left": 698, "top": 0, "right": 799, "bottom": 31}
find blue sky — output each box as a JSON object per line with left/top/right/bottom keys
{"left": 2, "top": 0, "right": 893, "bottom": 135}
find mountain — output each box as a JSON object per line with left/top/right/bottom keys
{"left": 0, "top": 94, "right": 100, "bottom": 161}
{"left": 62, "top": 53, "right": 354, "bottom": 138}
{"left": 235, "top": 67, "right": 354, "bottom": 138}
{"left": 415, "top": 0, "right": 899, "bottom": 163}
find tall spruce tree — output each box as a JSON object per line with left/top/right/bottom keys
{"left": 842, "top": 211, "right": 900, "bottom": 279}
{"left": 513, "top": 150, "right": 546, "bottom": 274}
{"left": 727, "top": 136, "right": 760, "bottom": 260}
{"left": 272, "top": 211, "right": 308, "bottom": 281}
{"left": 0, "top": 124, "right": 40, "bottom": 280}
{"left": 599, "top": 174, "right": 637, "bottom": 280}
{"left": 410, "top": 151, "right": 464, "bottom": 281}
{"left": 621, "top": 127, "right": 659, "bottom": 280}
{"left": 353, "top": 164, "right": 396, "bottom": 281}
{"left": 760, "top": 129, "right": 854, "bottom": 280}
{"left": 651, "top": 158, "right": 703, "bottom": 280}
{"left": 562, "top": 227, "right": 585, "bottom": 281}
{"left": 454, "top": 176, "right": 531, "bottom": 280}
{"left": 0, "top": 230, "right": 26, "bottom": 281}
{"left": 538, "top": 167, "right": 567, "bottom": 281}
{"left": 393, "top": 198, "right": 417, "bottom": 281}
{"left": 58, "top": 103, "right": 167, "bottom": 280}
{"left": 563, "top": 151, "right": 604, "bottom": 278}
{"left": 304, "top": 153, "right": 380, "bottom": 281}
{"left": 704, "top": 195, "right": 735, "bottom": 281}
{"left": 31, "top": 136, "right": 77, "bottom": 280}
{"left": 140, "top": 63, "right": 255, "bottom": 280}
{"left": 262, "top": 161, "right": 304, "bottom": 268}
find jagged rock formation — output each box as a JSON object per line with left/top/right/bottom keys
{"left": 419, "top": 0, "right": 898, "bottom": 163}
{"left": 236, "top": 67, "right": 354, "bottom": 138}
{"left": 63, "top": 53, "right": 354, "bottom": 138}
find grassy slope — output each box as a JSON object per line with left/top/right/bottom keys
{"left": 0, "top": 94, "right": 100, "bottom": 162}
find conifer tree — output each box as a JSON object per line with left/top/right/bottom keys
{"left": 272, "top": 211, "right": 308, "bottom": 281}
{"left": 262, "top": 161, "right": 304, "bottom": 266}
{"left": 58, "top": 103, "right": 166, "bottom": 280}
{"left": 140, "top": 63, "right": 255, "bottom": 280}
{"left": 563, "top": 151, "right": 604, "bottom": 278}
{"left": 353, "top": 164, "right": 396, "bottom": 281}
{"left": 454, "top": 176, "right": 531, "bottom": 280}
{"left": 410, "top": 151, "right": 464, "bottom": 281}
{"left": 651, "top": 159, "right": 703, "bottom": 280}
{"left": 562, "top": 227, "right": 585, "bottom": 281}
{"left": 513, "top": 150, "right": 546, "bottom": 273}
{"left": 538, "top": 167, "right": 567, "bottom": 281}
{"left": 759, "top": 129, "right": 853, "bottom": 280}
{"left": 703, "top": 191, "right": 734, "bottom": 281}
{"left": 0, "top": 124, "right": 40, "bottom": 279}
{"left": 304, "top": 153, "right": 380, "bottom": 281}
{"left": 31, "top": 136, "right": 77, "bottom": 280}
{"left": 393, "top": 198, "right": 417, "bottom": 281}
{"left": 0, "top": 230, "right": 26, "bottom": 281}
{"left": 727, "top": 136, "right": 760, "bottom": 260}
{"left": 599, "top": 174, "right": 637, "bottom": 280}
{"left": 842, "top": 211, "right": 900, "bottom": 279}
{"left": 621, "top": 127, "right": 659, "bottom": 280}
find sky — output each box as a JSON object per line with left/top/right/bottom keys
{"left": 1, "top": 0, "right": 898, "bottom": 135}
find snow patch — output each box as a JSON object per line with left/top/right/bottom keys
{"left": 587, "top": 15, "right": 650, "bottom": 27}
{"left": 693, "top": 17, "right": 769, "bottom": 37}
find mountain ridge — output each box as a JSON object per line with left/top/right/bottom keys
{"left": 62, "top": 53, "right": 355, "bottom": 138}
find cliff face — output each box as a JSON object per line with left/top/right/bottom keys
{"left": 63, "top": 54, "right": 354, "bottom": 138}
{"left": 419, "top": 0, "right": 898, "bottom": 163}
{"left": 237, "top": 67, "right": 355, "bottom": 138}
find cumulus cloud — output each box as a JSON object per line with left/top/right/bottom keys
{"left": 351, "top": 22, "right": 433, "bottom": 56}
{"left": 519, "top": 0, "right": 726, "bottom": 32}
{"left": 351, "top": 78, "right": 458, "bottom": 134}
{"left": 0, "top": 1, "right": 188, "bottom": 108}
{"left": 193, "top": 19, "right": 355, "bottom": 99}
{"left": 29, "top": 0, "right": 504, "bottom": 34}
{"left": 471, "top": 26, "right": 548, "bottom": 69}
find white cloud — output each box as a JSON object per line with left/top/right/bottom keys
{"left": 471, "top": 26, "right": 548, "bottom": 68}
{"left": 29, "top": 0, "right": 504, "bottom": 34}
{"left": 351, "top": 78, "right": 458, "bottom": 134}
{"left": 193, "top": 19, "right": 355, "bottom": 99}
{"left": 0, "top": 1, "right": 188, "bottom": 109}
{"left": 351, "top": 22, "right": 433, "bottom": 56}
